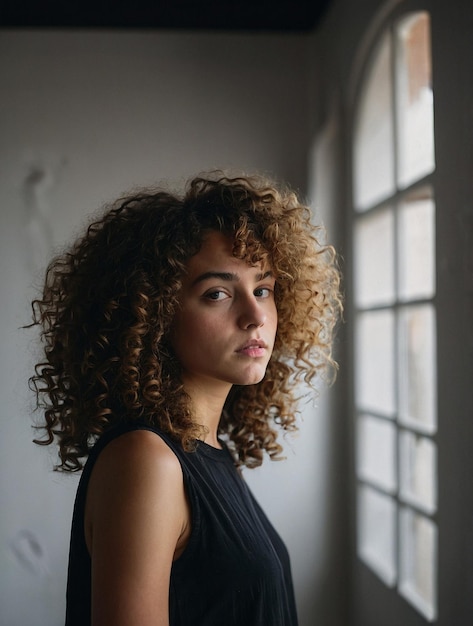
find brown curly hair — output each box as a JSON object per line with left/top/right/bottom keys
{"left": 28, "top": 172, "right": 342, "bottom": 471}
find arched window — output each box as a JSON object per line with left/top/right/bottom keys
{"left": 352, "top": 11, "right": 437, "bottom": 621}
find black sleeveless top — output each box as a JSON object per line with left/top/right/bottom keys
{"left": 65, "top": 421, "right": 298, "bottom": 625}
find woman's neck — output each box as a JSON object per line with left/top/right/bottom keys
{"left": 182, "top": 377, "right": 232, "bottom": 447}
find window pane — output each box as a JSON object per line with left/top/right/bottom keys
{"left": 398, "top": 188, "right": 435, "bottom": 300}
{"left": 396, "top": 12, "right": 435, "bottom": 187}
{"left": 354, "top": 32, "right": 395, "bottom": 210}
{"left": 354, "top": 207, "right": 395, "bottom": 307}
{"left": 358, "top": 485, "right": 397, "bottom": 585}
{"left": 398, "top": 305, "right": 437, "bottom": 432}
{"left": 399, "top": 431, "right": 437, "bottom": 513}
{"left": 355, "top": 310, "right": 395, "bottom": 417}
{"left": 357, "top": 414, "right": 397, "bottom": 492}
{"left": 399, "top": 508, "right": 437, "bottom": 620}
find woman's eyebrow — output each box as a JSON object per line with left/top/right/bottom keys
{"left": 191, "top": 270, "right": 273, "bottom": 287}
{"left": 191, "top": 271, "right": 238, "bottom": 286}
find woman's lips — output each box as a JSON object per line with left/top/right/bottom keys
{"left": 236, "top": 340, "right": 267, "bottom": 357}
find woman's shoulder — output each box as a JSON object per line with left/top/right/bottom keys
{"left": 91, "top": 426, "right": 183, "bottom": 487}
{"left": 84, "top": 426, "right": 188, "bottom": 554}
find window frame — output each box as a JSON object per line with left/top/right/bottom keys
{"left": 347, "top": 3, "right": 440, "bottom": 623}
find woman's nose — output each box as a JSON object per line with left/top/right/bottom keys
{"left": 238, "top": 298, "right": 266, "bottom": 329}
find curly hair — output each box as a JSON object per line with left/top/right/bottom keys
{"left": 28, "top": 172, "right": 342, "bottom": 471}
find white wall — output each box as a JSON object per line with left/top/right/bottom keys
{"left": 0, "top": 29, "right": 341, "bottom": 626}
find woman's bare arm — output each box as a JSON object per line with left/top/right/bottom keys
{"left": 84, "top": 430, "right": 190, "bottom": 626}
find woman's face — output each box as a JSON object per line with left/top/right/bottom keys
{"left": 171, "top": 230, "right": 278, "bottom": 395}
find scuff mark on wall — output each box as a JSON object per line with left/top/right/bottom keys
{"left": 9, "top": 529, "right": 51, "bottom": 577}
{"left": 21, "top": 155, "right": 68, "bottom": 272}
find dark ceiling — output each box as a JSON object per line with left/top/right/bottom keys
{"left": 1, "top": 0, "right": 332, "bottom": 32}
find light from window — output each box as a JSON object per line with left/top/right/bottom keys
{"left": 399, "top": 431, "right": 437, "bottom": 513}
{"left": 354, "top": 206, "right": 395, "bottom": 307}
{"left": 357, "top": 485, "right": 397, "bottom": 586}
{"left": 353, "top": 33, "right": 395, "bottom": 210}
{"left": 395, "top": 13, "right": 435, "bottom": 187}
{"left": 399, "top": 507, "right": 437, "bottom": 620}
{"left": 398, "top": 188, "right": 436, "bottom": 300}
{"left": 357, "top": 415, "right": 397, "bottom": 492}
{"left": 398, "top": 304, "right": 437, "bottom": 432}
{"left": 355, "top": 310, "right": 396, "bottom": 417}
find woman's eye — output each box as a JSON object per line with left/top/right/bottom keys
{"left": 254, "top": 287, "right": 272, "bottom": 298}
{"left": 204, "top": 290, "right": 228, "bottom": 301}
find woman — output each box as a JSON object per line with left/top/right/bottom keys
{"left": 29, "top": 173, "right": 341, "bottom": 626}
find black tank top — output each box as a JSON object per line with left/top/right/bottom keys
{"left": 65, "top": 421, "right": 299, "bottom": 625}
